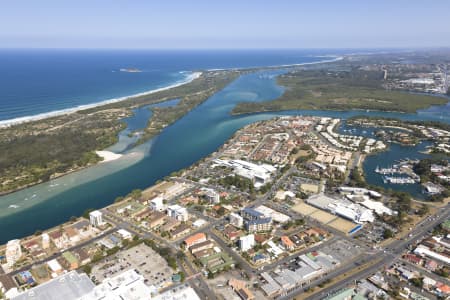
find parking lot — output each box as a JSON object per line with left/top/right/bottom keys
{"left": 320, "top": 239, "right": 362, "bottom": 263}
{"left": 90, "top": 243, "right": 174, "bottom": 288}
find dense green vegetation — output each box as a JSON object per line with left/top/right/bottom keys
{"left": 232, "top": 68, "right": 448, "bottom": 114}
{"left": 0, "top": 116, "right": 124, "bottom": 194}
{"left": 0, "top": 71, "right": 238, "bottom": 194}
{"left": 218, "top": 175, "right": 255, "bottom": 193}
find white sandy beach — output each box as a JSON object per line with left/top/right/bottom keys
{"left": 96, "top": 151, "right": 123, "bottom": 162}
{"left": 0, "top": 71, "right": 202, "bottom": 128}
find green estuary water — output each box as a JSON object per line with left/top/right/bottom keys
{"left": 0, "top": 70, "right": 449, "bottom": 243}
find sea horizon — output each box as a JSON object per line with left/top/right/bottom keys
{"left": 0, "top": 49, "right": 372, "bottom": 126}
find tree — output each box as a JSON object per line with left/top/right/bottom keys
{"left": 128, "top": 189, "right": 142, "bottom": 200}
{"left": 82, "top": 208, "right": 95, "bottom": 219}
{"left": 409, "top": 277, "right": 423, "bottom": 288}
{"left": 114, "top": 196, "right": 125, "bottom": 203}
{"left": 217, "top": 206, "right": 226, "bottom": 216}
{"left": 82, "top": 265, "right": 92, "bottom": 275}
{"left": 176, "top": 251, "right": 186, "bottom": 259}
{"left": 383, "top": 228, "right": 394, "bottom": 239}
{"left": 417, "top": 204, "right": 430, "bottom": 216}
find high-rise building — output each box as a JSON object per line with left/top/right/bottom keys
{"left": 89, "top": 210, "right": 104, "bottom": 227}
{"left": 167, "top": 205, "right": 189, "bottom": 222}
{"left": 239, "top": 234, "right": 255, "bottom": 252}
{"left": 229, "top": 213, "right": 244, "bottom": 228}
{"left": 41, "top": 233, "right": 50, "bottom": 249}
{"left": 5, "top": 239, "right": 22, "bottom": 267}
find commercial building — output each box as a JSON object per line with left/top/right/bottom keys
{"left": 152, "top": 285, "right": 201, "bottom": 300}
{"left": 79, "top": 269, "right": 151, "bottom": 300}
{"left": 254, "top": 205, "right": 290, "bottom": 223}
{"left": 239, "top": 234, "right": 255, "bottom": 252}
{"left": 260, "top": 251, "right": 339, "bottom": 297}
{"left": 213, "top": 159, "right": 276, "bottom": 188}
{"left": 116, "top": 229, "right": 133, "bottom": 240}
{"left": 306, "top": 194, "right": 375, "bottom": 224}
{"left": 89, "top": 210, "right": 104, "bottom": 227}
{"left": 414, "top": 245, "right": 450, "bottom": 265}
{"left": 12, "top": 271, "right": 94, "bottom": 300}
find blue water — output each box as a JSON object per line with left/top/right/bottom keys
{"left": 107, "top": 99, "right": 180, "bottom": 153}
{"left": 0, "top": 51, "right": 449, "bottom": 243}
{"left": 0, "top": 49, "right": 341, "bottom": 122}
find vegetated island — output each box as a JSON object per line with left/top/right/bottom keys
{"left": 232, "top": 53, "right": 450, "bottom": 115}
{"left": 0, "top": 70, "right": 239, "bottom": 195}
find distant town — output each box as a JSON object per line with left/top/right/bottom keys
{"left": 1, "top": 113, "right": 449, "bottom": 300}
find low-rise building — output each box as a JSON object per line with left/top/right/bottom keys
{"left": 171, "top": 224, "right": 191, "bottom": 239}
{"left": 190, "top": 240, "right": 215, "bottom": 254}
{"left": 184, "top": 233, "right": 207, "bottom": 249}
{"left": 48, "top": 230, "right": 69, "bottom": 249}
{"left": 61, "top": 251, "right": 79, "bottom": 270}
{"left": 281, "top": 236, "right": 295, "bottom": 251}
{"left": 147, "top": 211, "right": 167, "bottom": 229}
{"left": 245, "top": 218, "right": 272, "bottom": 233}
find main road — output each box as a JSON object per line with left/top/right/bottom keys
{"left": 281, "top": 203, "right": 450, "bottom": 300}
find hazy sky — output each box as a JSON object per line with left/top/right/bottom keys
{"left": 1, "top": 0, "right": 450, "bottom": 49}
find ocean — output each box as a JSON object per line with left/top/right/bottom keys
{"left": 0, "top": 49, "right": 448, "bottom": 243}
{"left": 0, "top": 49, "right": 342, "bottom": 124}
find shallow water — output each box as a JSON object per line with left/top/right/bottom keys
{"left": 0, "top": 69, "right": 448, "bottom": 243}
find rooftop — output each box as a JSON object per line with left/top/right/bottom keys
{"left": 11, "top": 271, "right": 94, "bottom": 300}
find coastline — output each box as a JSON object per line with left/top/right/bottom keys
{"left": 0, "top": 56, "right": 342, "bottom": 197}
{"left": 0, "top": 55, "right": 343, "bottom": 129}
{"left": 0, "top": 71, "right": 202, "bottom": 128}
{"left": 0, "top": 59, "right": 449, "bottom": 244}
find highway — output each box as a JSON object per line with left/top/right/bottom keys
{"left": 281, "top": 203, "right": 450, "bottom": 300}
{"left": 8, "top": 227, "right": 116, "bottom": 277}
